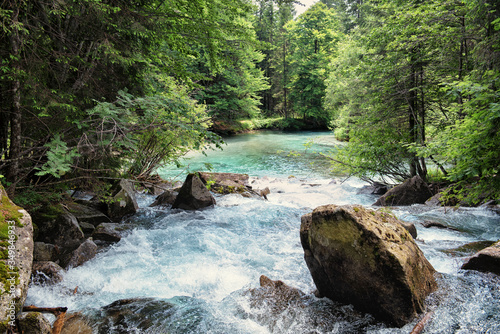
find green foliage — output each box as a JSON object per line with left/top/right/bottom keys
{"left": 286, "top": 3, "right": 343, "bottom": 126}
{"left": 36, "top": 135, "right": 80, "bottom": 178}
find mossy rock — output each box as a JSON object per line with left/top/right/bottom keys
{"left": 301, "top": 204, "right": 437, "bottom": 327}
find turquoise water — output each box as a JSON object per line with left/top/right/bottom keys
{"left": 27, "top": 131, "right": 500, "bottom": 333}
{"left": 159, "top": 130, "right": 340, "bottom": 180}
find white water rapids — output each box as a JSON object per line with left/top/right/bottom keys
{"left": 26, "top": 131, "right": 500, "bottom": 333}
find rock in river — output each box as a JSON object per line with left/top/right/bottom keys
{"left": 374, "top": 175, "right": 434, "bottom": 206}
{"left": 461, "top": 241, "right": 500, "bottom": 276}
{"left": 172, "top": 173, "right": 216, "bottom": 210}
{"left": 300, "top": 204, "right": 437, "bottom": 327}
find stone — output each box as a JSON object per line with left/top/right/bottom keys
{"left": 60, "top": 313, "right": 93, "bottom": 334}
{"left": 461, "top": 241, "right": 500, "bottom": 275}
{"left": 32, "top": 261, "right": 65, "bottom": 284}
{"left": 357, "top": 182, "right": 388, "bottom": 195}
{"left": 246, "top": 275, "right": 305, "bottom": 314}
{"left": 65, "top": 239, "right": 98, "bottom": 268}
{"left": 17, "top": 312, "right": 52, "bottom": 334}
{"left": 78, "top": 221, "right": 96, "bottom": 235}
{"left": 149, "top": 190, "right": 178, "bottom": 207}
{"left": 0, "top": 185, "right": 34, "bottom": 322}
{"left": 421, "top": 220, "right": 459, "bottom": 231}
{"left": 300, "top": 204, "right": 437, "bottom": 327}
{"left": 172, "top": 174, "right": 216, "bottom": 210}
{"left": 33, "top": 242, "right": 57, "bottom": 262}
{"left": 92, "top": 223, "right": 134, "bottom": 243}
{"left": 65, "top": 202, "right": 111, "bottom": 227}
{"left": 442, "top": 240, "right": 496, "bottom": 257}
{"left": 199, "top": 172, "right": 250, "bottom": 194}
{"left": 398, "top": 220, "right": 418, "bottom": 239}
{"left": 36, "top": 207, "right": 85, "bottom": 249}
{"left": 374, "top": 175, "right": 434, "bottom": 206}
{"left": 105, "top": 179, "right": 139, "bottom": 221}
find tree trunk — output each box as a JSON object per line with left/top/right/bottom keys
{"left": 7, "top": 3, "right": 22, "bottom": 190}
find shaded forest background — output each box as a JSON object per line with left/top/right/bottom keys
{"left": 1, "top": 0, "right": 499, "bottom": 205}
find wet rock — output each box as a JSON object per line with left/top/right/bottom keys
{"left": 33, "top": 242, "right": 57, "bottom": 262}
{"left": 461, "top": 241, "right": 500, "bottom": 275}
{"left": 104, "top": 179, "right": 139, "bottom": 221}
{"left": 91, "top": 223, "right": 129, "bottom": 243}
{"left": 172, "top": 173, "right": 216, "bottom": 210}
{"left": 442, "top": 240, "right": 496, "bottom": 257}
{"left": 149, "top": 189, "right": 178, "bottom": 207}
{"left": 199, "top": 172, "right": 261, "bottom": 198}
{"left": 17, "top": 312, "right": 52, "bottom": 334}
{"left": 421, "top": 220, "right": 459, "bottom": 231}
{"left": 88, "top": 297, "right": 207, "bottom": 333}
{"left": 246, "top": 275, "right": 305, "bottom": 314}
{"left": 60, "top": 313, "right": 93, "bottom": 334}
{"left": 65, "top": 202, "right": 111, "bottom": 227}
{"left": 357, "top": 182, "right": 388, "bottom": 195}
{"left": 374, "top": 175, "right": 434, "bottom": 206}
{"left": 65, "top": 239, "right": 98, "bottom": 268}
{"left": 398, "top": 220, "right": 418, "bottom": 239}
{"left": 32, "top": 261, "right": 65, "bottom": 284}
{"left": 300, "top": 204, "right": 437, "bottom": 327}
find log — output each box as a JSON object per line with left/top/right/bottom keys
{"left": 22, "top": 306, "right": 68, "bottom": 314}
{"left": 52, "top": 311, "right": 67, "bottom": 334}
{"left": 410, "top": 311, "right": 433, "bottom": 334}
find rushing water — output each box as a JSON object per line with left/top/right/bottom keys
{"left": 27, "top": 131, "right": 500, "bottom": 333}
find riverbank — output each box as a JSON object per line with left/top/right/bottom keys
{"left": 209, "top": 117, "right": 328, "bottom": 136}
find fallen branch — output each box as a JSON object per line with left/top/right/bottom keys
{"left": 22, "top": 306, "right": 68, "bottom": 314}
{"left": 410, "top": 311, "right": 433, "bottom": 334}
{"left": 22, "top": 306, "right": 68, "bottom": 334}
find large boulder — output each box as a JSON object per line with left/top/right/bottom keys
{"left": 35, "top": 206, "right": 85, "bottom": 250}
{"left": 461, "top": 241, "right": 500, "bottom": 275}
{"left": 300, "top": 204, "right": 437, "bottom": 327}
{"left": 172, "top": 174, "right": 216, "bottom": 210}
{"left": 104, "top": 179, "right": 139, "bottom": 221}
{"left": 374, "top": 175, "right": 434, "bottom": 206}
{"left": 0, "top": 185, "right": 34, "bottom": 327}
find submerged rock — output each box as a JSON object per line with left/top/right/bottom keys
{"left": 80, "top": 297, "right": 208, "bottom": 333}
{"left": 300, "top": 204, "right": 437, "bottom": 327}
{"left": 461, "top": 241, "right": 500, "bottom": 275}
{"left": 442, "top": 240, "right": 496, "bottom": 257}
{"left": 32, "top": 261, "right": 65, "bottom": 284}
{"left": 172, "top": 173, "right": 216, "bottom": 210}
{"left": 246, "top": 275, "right": 305, "bottom": 313}
{"left": 374, "top": 175, "right": 434, "bottom": 206}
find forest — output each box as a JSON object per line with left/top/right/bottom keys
{"left": 1, "top": 0, "right": 499, "bottom": 206}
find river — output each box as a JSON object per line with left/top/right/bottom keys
{"left": 26, "top": 131, "right": 500, "bottom": 333}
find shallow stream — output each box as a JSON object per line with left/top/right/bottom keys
{"left": 27, "top": 131, "right": 500, "bottom": 333}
